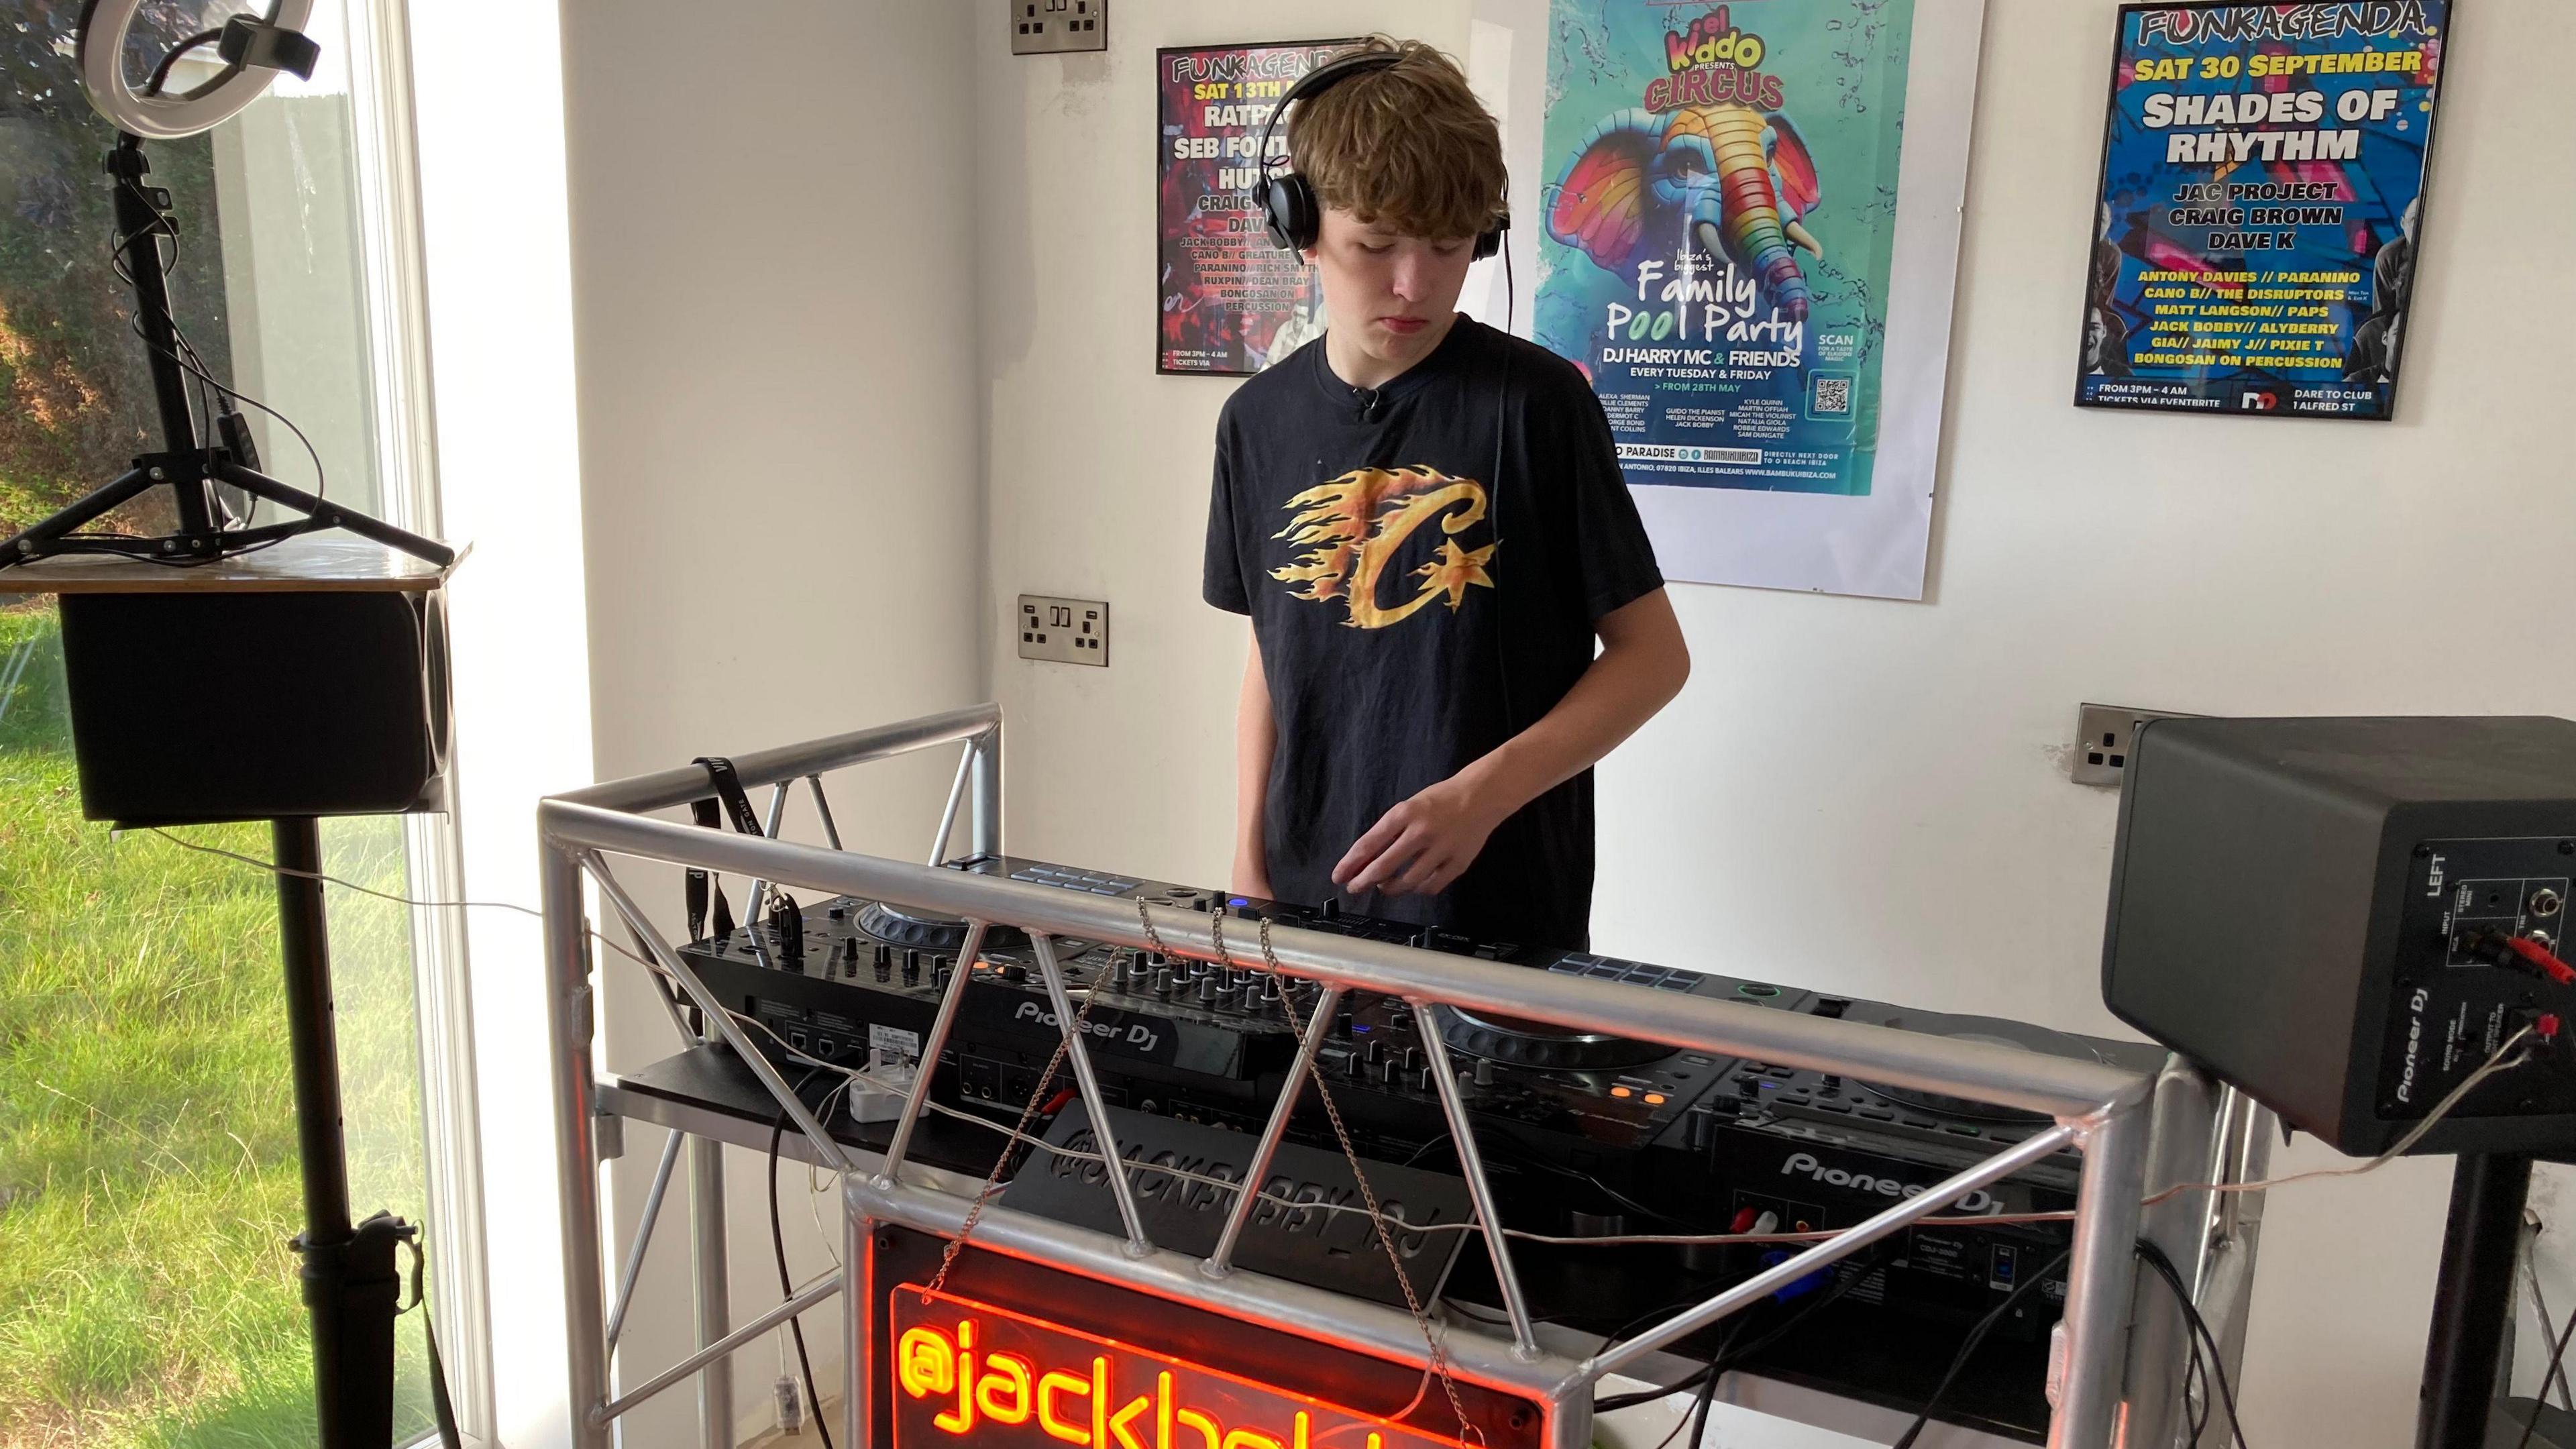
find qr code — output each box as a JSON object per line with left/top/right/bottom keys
{"left": 1810, "top": 375, "right": 1853, "bottom": 416}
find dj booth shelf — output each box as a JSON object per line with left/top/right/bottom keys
{"left": 537, "top": 705, "right": 2268, "bottom": 1449}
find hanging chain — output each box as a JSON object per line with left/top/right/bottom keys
{"left": 922, "top": 939, "right": 1110, "bottom": 1301}
{"left": 1138, "top": 899, "right": 1487, "bottom": 1446}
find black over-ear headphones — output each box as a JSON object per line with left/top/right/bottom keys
{"left": 1256, "top": 49, "right": 1509, "bottom": 261}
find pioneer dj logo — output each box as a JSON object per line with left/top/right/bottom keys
{"left": 1015, "top": 1000, "right": 1161, "bottom": 1053}
{"left": 2396, "top": 986, "right": 2430, "bottom": 1105}
{"left": 1779, "top": 1151, "right": 1999, "bottom": 1214}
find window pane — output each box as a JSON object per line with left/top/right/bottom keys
{"left": 0, "top": 1, "right": 442, "bottom": 1441}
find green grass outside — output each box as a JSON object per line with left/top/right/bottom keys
{"left": 0, "top": 602, "right": 436, "bottom": 1447}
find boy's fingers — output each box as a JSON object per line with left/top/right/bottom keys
{"left": 1333, "top": 807, "right": 1414, "bottom": 885}
{"left": 1343, "top": 825, "right": 1429, "bottom": 896}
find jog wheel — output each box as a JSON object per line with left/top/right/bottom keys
{"left": 1436, "top": 1006, "right": 1674, "bottom": 1071}
{"left": 856, "top": 900, "right": 1026, "bottom": 955}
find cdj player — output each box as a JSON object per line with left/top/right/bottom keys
{"left": 678, "top": 854, "right": 2164, "bottom": 1442}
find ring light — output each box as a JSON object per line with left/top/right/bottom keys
{"left": 76, "top": 0, "right": 317, "bottom": 140}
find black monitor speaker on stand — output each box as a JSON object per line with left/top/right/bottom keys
{"left": 1, "top": 5, "right": 462, "bottom": 1446}
{"left": 2102, "top": 715, "right": 2576, "bottom": 1449}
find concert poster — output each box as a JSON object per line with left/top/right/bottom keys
{"left": 2077, "top": 1, "right": 2452, "bottom": 420}
{"left": 1156, "top": 40, "right": 1358, "bottom": 376}
{"left": 1532, "top": 0, "right": 1984, "bottom": 600}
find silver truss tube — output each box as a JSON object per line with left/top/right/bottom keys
{"left": 2127, "top": 1057, "right": 2224, "bottom": 1449}
{"left": 606, "top": 1128, "right": 684, "bottom": 1350}
{"left": 541, "top": 845, "right": 614, "bottom": 1449}
{"left": 930, "top": 741, "right": 973, "bottom": 865}
{"left": 1422, "top": 1004, "right": 1539, "bottom": 1358}
{"left": 539, "top": 797, "right": 2142, "bottom": 1121}
{"left": 584, "top": 853, "right": 859, "bottom": 1177}
{"left": 845, "top": 1176, "right": 1580, "bottom": 1401}
{"left": 686, "top": 1135, "right": 730, "bottom": 1449}
{"left": 1204, "top": 986, "right": 1345, "bottom": 1277}
{"left": 1587, "top": 1122, "right": 2078, "bottom": 1380}
{"left": 806, "top": 773, "right": 843, "bottom": 850}
{"left": 592, "top": 1268, "right": 841, "bottom": 1426}
{"left": 853, "top": 1212, "right": 884, "bottom": 1449}
{"left": 877, "top": 920, "right": 988, "bottom": 1185}
{"left": 743, "top": 780, "right": 790, "bottom": 926}
{"left": 970, "top": 722, "right": 1002, "bottom": 857}
{"left": 1029, "top": 932, "right": 1152, "bottom": 1253}
{"left": 555, "top": 702, "right": 1000, "bottom": 814}
{"left": 2051, "top": 1100, "right": 2151, "bottom": 1449}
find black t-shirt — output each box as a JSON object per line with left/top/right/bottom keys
{"left": 1202, "top": 317, "right": 1663, "bottom": 948}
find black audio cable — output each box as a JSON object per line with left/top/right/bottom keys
{"left": 770, "top": 1071, "right": 837, "bottom": 1449}
{"left": 2137, "top": 1240, "right": 2250, "bottom": 1449}
{"left": 1884, "top": 1247, "right": 2071, "bottom": 1449}
{"left": 1591, "top": 1244, "right": 1893, "bottom": 1414}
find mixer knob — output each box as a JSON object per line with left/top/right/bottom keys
{"left": 1321, "top": 898, "right": 1342, "bottom": 921}
{"left": 932, "top": 957, "right": 953, "bottom": 989}
{"left": 1400, "top": 1046, "right": 1423, "bottom": 1072}
{"left": 1411, "top": 1066, "right": 1433, "bottom": 1092}
{"left": 1472, "top": 1059, "right": 1495, "bottom": 1087}
{"left": 1196, "top": 978, "right": 1221, "bottom": 1004}
{"left": 1151, "top": 967, "right": 1176, "bottom": 996}
{"left": 902, "top": 949, "right": 921, "bottom": 983}
{"left": 873, "top": 941, "right": 892, "bottom": 967}
{"left": 1260, "top": 975, "right": 1283, "bottom": 1002}
{"left": 1334, "top": 1010, "right": 1356, "bottom": 1036}
{"left": 1821, "top": 1074, "right": 1843, "bottom": 1093}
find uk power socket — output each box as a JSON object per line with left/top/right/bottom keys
{"left": 1009, "top": 0, "right": 1106, "bottom": 55}
{"left": 1018, "top": 595, "right": 1108, "bottom": 667}
{"left": 2071, "top": 702, "right": 2200, "bottom": 787}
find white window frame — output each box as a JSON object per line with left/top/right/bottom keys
{"left": 339, "top": 0, "right": 498, "bottom": 1436}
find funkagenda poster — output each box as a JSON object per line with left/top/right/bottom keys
{"left": 2078, "top": 1, "right": 2451, "bottom": 419}
{"left": 1536, "top": 1, "right": 1985, "bottom": 600}
{"left": 1157, "top": 40, "right": 1356, "bottom": 375}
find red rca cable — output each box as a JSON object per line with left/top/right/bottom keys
{"left": 2502, "top": 934, "right": 2576, "bottom": 986}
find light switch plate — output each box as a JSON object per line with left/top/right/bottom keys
{"left": 2072, "top": 702, "right": 2200, "bottom": 787}
{"left": 1010, "top": 0, "right": 1106, "bottom": 55}
{"left": 1018, "top": 595, "right": 1108, "bottom": 666}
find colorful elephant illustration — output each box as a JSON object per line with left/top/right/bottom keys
{"left": 1549, "top": 105, "right": 1823, "bottom": 321}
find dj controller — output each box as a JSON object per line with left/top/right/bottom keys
{"left": 678, "top": 854, "right": 2165, "bottom": 1441}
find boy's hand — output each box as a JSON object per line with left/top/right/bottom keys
{"left": 1332, "top": 776, "right": 1505, "bottom": 898}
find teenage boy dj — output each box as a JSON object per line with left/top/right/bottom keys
{"left": 1203, "top": 39, "right": 1689, "bottom": 948}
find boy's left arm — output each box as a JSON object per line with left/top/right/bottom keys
{"left": 1333, "top": 587, "right": 1689, "bottom": 897}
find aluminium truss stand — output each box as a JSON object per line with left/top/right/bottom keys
{"left": 0, "top": 134, "right": 450, "bottom": 572}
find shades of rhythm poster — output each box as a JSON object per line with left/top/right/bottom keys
{"left": 2077, "top": 1, "right": 2451, "bottom": 420}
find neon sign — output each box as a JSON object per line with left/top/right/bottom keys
{"left": 891, "top": 1285, "right": 1472, "bottom": 1449}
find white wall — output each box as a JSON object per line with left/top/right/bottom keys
{"left": 975, "top": 1, "right": 2576, "bottom": 1445}
{"left": 559, "top": 1, "right": 983, "bottom": 1442}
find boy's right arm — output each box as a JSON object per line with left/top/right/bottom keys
{"left": 1232, "top": 645, "right": 1277, "bottom": 898}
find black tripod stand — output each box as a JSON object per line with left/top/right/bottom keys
{"left": 0, "top": 133, "right": 451, "bottom": 570}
